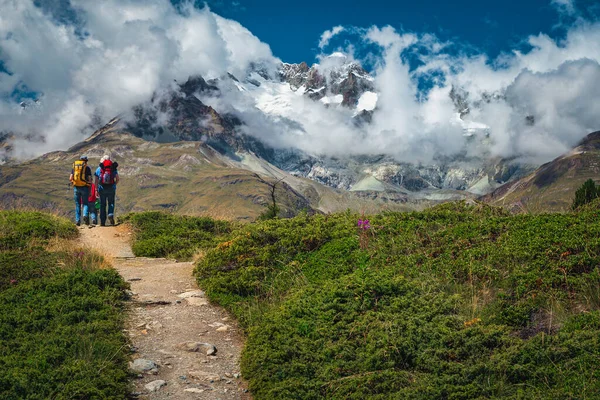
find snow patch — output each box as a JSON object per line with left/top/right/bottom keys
{"left": 233, "top": 81, "right": 247, "bottom": 92}
{"left": 320, "top": 94, "right": 343, "bottom": 105}
{"left": 357, "top": 92, "right": 378, "bottom": 112}
{"left": 254, "top": 82, "right": 299, "bottom": 116}
{"left": 328, "top": 52, "right": 347, "bottom": 59}
{"left": 451, "top": 113, "right": 489, "bottom": 136}
{"left": 352, "top": 71, "right": 374, "bottom": 82}
{"left": 466, "top": 176, "right": 493, "bottom": 195}
{"left": 350, "top": 175, "right": 385, "bottom": 192}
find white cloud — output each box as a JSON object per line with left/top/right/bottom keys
{"left": 354, "top": 20, "right": 600, "bottom": 163}
{"left": 552, "top": 0, "right": 576, "bottom": 16}
{"left": 318, "top": 26, "right": 345, "bottom": 49}
{"left": 495, "top": 59, "right": 600, "bottom": 159}
{"left": 0, "top": 0, "right": 279, "bottom": 157}
{"left": 2, "top": 0, "right": 600, "bottom": 167}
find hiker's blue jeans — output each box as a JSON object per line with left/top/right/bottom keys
{"left": 73, "top": 186, "right": 89, "bottom": 223}
{"left": 99, "top": 188, "right": 116, "bottom": 224}
{"left": 89, "top": 209, "right": 97, "bottom": 223}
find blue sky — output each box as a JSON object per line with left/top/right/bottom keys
{"left": 193, "top": 0, "right": 598, "bottom": 64}
{"left": 24, "top": 0, "right": 600, "bottom": 66}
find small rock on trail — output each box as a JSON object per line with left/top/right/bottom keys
{"left": 177, "top": 290, "right": 205, "bottom": 298}
{"left": 130, "top": 358, "right": 158, "bottom": 374}
{"left": 176, "top": 342, "right": 218, "bottom": 355}
{"left": 145, "top": 380, "right": 167, "bottom": 392}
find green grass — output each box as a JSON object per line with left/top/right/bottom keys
{"left": 123, "top": 211, "right": 232, "bottom": 260}
{"left": 189, "top": 201, "right": 600, "bottom": 399}
{"left": 0, "top": 210, "right": 77, "bottom": 251}
{"left": 0, "top": 211, "right": 131, "bottom": 399}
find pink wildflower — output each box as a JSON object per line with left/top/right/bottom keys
{"left": 357, "top": 216, "right": 372, "bottom": 249}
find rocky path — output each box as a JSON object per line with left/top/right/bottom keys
{"left": 79, "top": 225, "right": 251, "bottom": 399}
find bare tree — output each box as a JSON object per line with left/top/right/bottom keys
{"left": 252, "top": 173, "right": 284, "bottom": 219}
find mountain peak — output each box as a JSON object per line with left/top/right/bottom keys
{"left": 179, "top": 75, "right": 219, "bottom": 97}
{"left": 576, "top": 130, "right": 600, "bottom": 151}
{"left": 327, "top": 52, "right": 346, "bottom": 58}
{"left": 279, "top": 58, "right": 374, "bottom": 107}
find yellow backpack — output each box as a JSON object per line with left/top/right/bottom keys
{"left": 72, "top": 160, "right": 88, "bottom": 187}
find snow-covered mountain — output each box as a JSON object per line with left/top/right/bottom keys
{"left": 111, "top": 55, "right": 531, "bottom": 200}
{"left": 280, "top": 53, "right": 377, "bottom": 111}
{"left": 1, "top": 54, "right": 530, "bottom": 200}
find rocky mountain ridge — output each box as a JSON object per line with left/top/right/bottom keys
{"left": 0, "top": 117, "right": 427, "bottom": 219}
{"left": 482, "top": 131, "right": 600, "bottom": 212}
{"left": 2, "top": 55, "right": 533, "bottom": 204}
{"left": 112, "top": 58, "right": 531, "bottom": 201}
{"left": 279, "top": 53, "right": 375, "bottom": 108}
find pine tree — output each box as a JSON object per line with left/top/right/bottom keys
{"left": 572, "top": 179, "right": 599, "bottom": 210}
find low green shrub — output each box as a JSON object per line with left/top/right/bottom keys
{"left": 0, "top": 210, "right": 77, "bottom": 250}
{"left": 193, "top": 201, "right": 600, "bottom": 398}
{"left": 0, "top": 248, "right": 57, "bottom": 291}
{"left": 0, "top": 211, "right": 130, "bottom": 399}
{"left": 0, "top": 268, "right": 130, "bottom": 399}
{"left": 123, "top": 211, "right": 231, "bottom": 260}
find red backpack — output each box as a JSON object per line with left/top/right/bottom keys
{"left": 99, "top": 160, "right": 116, "bottom": 185}
{"left": 88, "top": 184, "right": 97, "bottom": 202}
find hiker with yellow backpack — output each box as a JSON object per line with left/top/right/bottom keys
{"left": 69, "top": 155, "right": 93, "bottom": 226}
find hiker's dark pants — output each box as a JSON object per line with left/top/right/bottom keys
{"left": 99, "top": 188, "right": 116, "bottom": 224}
{"left": 73, "top": 186, "right": 89, "bottom": 223}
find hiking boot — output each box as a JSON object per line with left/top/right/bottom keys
{"left": 92, "top": 219, "right": 97, "bottom": 225}
{"left": 76, "top": 221, "right": 81, "bottom": 226}
{"left": 108, "top": 216, "right": 115, "bottom": 226}
{"left": 83, "top": 216, "right": 89, "bottom": 225}
{"left": 100, "top": 222, "right": 105, "bottom": 227}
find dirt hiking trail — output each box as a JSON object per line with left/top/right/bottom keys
{"left": 80, "top": 225, "right": 251, "bottom": 399}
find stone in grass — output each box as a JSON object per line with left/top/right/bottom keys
{"left": 130, "top": 359, "right": 158, "bottom": 373}
{"left": 177, "top": 342, "right": 217, "bottom": 356}
{"left": 145, "top": 380, "right": 167, "bottom": 392}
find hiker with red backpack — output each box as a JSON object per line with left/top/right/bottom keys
{"left": 69, "top": 155, "right": 92, "bottom": 226}
{"left": 94, "top": 155, "right": 119, "bottom": 226}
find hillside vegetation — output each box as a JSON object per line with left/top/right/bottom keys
{"left": 130, "top": 203, "right": 600, "bottom": 399}
{"left": 0, "top": 211, "right": 130, "bottom": 399}
{"left": 124, "top": 211, "right": 232, "bottom": 260}
{"left": 484, "top": 131, "right": 600, "bottom": 213}
{"left": 0, "top": 126, "right": 418, "bottom": 222}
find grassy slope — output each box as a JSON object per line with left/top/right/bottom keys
{"left": 0, "top": 211, "right": 130, "bottom": 399}
{"left": 124, "top": 211, "right": 232, "bottom": 260}
{"left": 184, "top": 202, "right": 600, "bottom": 399}
{"left": 0, "top": 128, "right": 414, "bottom": 221}
{"left": 485, "top": 132, "right": 600, "bottom": 213}
{"left": 0, "top": 133, "right": 303, "bottom": 220}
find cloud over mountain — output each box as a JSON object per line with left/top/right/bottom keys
{"left": 0, "top": 0, "right": 278, "bottom": 158}
{"left": 1, "top": 0, "right": 600, "bottom": 165}
{"left": 320, "top": 15, "right": 600, "bottom": 163}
